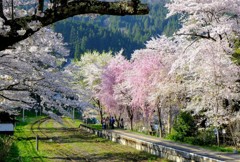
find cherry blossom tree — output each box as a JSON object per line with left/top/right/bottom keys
{"left": 72, "top": 51, "right": 113, "bottom": 123}
{"left": 170, "top": 39, "right": 240, "bottom": 126}
{"left": 166, "top": 0, "right": 240, "bottom": 43}
{"left": 138, "top": 36, "right": 181, "bottom": 137}
{"left": 0, "top": 0, "right": 149, "bottom": 51}
{"left": 98, "top": 53, "right": 132, "bottom": 128}
{"left": 114, "top": 81, "right": 135, "bottom": 129}
{"left": 125, "top": 44, "right": 165, "bottom": 130}
{"left": 0, "top": 28, "right": 82, "bottom": 119}
{"left": 166, "top": 0, "right": 240, "bottom": 145}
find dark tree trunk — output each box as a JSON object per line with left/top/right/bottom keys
{"left": 130, "top": 115, "right": 133, "bottom": 131}
{"left": 114, "top": 115, "right": 120, "bottom": 128}
{"left": 97, "top": 100, "right": 103, "bottom": 124}
{"left": 0, "top": 0, "right": 2, "bottom": 16}
{"left": 126, "top": 106, "right": 134, "bottom": 130}
{"left": 61, "top": 0, "right": 68, "bottom": 6}
{"left": 11, "top": 0, "right": 14, "bottom": 20}
{"left": 0, "top": 0, "right": 6, "bottom": 20}
{"left": 38, "top": 0, "right": 44, "bottom": 12}
{"left": 157, "top": 106, "right": 163, "bottom": 138}
{"left": 167, "top": 106, "right": 172, "bottom": 134}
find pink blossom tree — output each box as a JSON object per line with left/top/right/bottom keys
{"left": 145, "top": 36, "right": 181, "bottom": 137}
{"left": 98, "top": 52, "right": 132, "bottom": 128}
{"left": 125, "top": 45, "right": 165, "bottom": 130}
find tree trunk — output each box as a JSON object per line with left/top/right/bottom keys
{"left": 114, "top": 115, "right": 120, "bottom": 128}
{"left": 229, "top": 122, "right": 239, "bottom": 151}
{"left": 157, "top": 106, "right": 162, "bottom": 138}
{"left": 130, "top": 115, "right": 133, "bottom": 131}
{"left": 0, "top": 0, "right": 6, "bottom": 20}
{"left": 126, "top": 106, "right": 134, "bottom": 130}
{"left": 60, "top": 0, "right": 68, "bottom": 6}
{"left": 217, "top": 130, "right": 220, "bottom": 147}
{"left": 11, "top": 0, "right": 14, "bottom": 20}
{"left": 167, "top": 106, "right": 172, "bottom": 134}
{"left": 97, "top": 100, "right": 103, "bottom": 124}
{"left": 38, "top": 0, "right": 44, "bottom": 12}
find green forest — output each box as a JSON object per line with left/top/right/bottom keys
{"left": 54, "top": 2, "right": 180, "bottom": 59}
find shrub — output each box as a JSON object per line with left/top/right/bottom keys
{"left": 196, "top": 128, "right": 216, "bottom": 146}
{"left": 0, "top": 135, "right": 13, "bottom": 162}
{"left": 168, "top": 111, "right": 197, "bottom": 142}
{"left": 183, "top": 137, "right": 198, "bottom": 145}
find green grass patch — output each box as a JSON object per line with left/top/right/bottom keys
{"left": 125, "top": 129, "right": 159, "bottom": 137}
{"left": 201, "top": 145, "right": 239, "bottom": 153}
{"left": 6, "top": 116, "right": 169, "bottom": 162}
{"left": 164, "top": 135, "right": 239, "bottom": 154}
{"left": 84, "top": 123, "right": 103, "bottom": 130}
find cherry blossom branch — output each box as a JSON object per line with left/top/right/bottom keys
{"left": 0, "top": 53, "right": 9, "bottom": 57}
{"left": 0, "top": 93, "right": 35, "bottom": 105}
{"left": 176, "top": 32, "right": 217, "bottom": 42}
{"left": 0, "top": 0, "right": 149, "bottom": 51}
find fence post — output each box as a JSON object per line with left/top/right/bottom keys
{"left": 36, "top": 135, "right": 39, "bottom": 151}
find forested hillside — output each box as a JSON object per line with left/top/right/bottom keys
{"left": 54, "top": 1, "right": 180, "bottom": 59}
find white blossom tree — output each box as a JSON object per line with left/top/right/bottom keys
{"left": 166, "top": 1, "right": 240, "bottom": 145}
{"left": 0, "top": 28, "right": 82, "bottom": 120}
{"left": 71, "top": 51, "right": 113, "bottom": 123}
{"left": 170, "top": 39, "right": 240, "bottom": 127}
{"left": 166, "top": 0, "right": 240, "bottom": 43}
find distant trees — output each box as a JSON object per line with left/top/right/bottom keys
{"left": 54, "top": 2, "right": 180, "bottom": 59}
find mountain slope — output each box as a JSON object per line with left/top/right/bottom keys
{"left": 54, "top": 2, "right": 180, "bottom": 59}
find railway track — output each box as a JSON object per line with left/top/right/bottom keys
{"left": 30, "top": 117, "right": 91, "bottom": 162}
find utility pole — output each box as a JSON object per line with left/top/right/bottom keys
{"left": 22, "top": 108, "right": 25, "bottom": 121}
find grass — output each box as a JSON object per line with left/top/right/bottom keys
{"left": 83, "top": 123, "right": 103, "bottom": 130}
{"left": 6, "top": 115, "right": 169, "bottom": 162}
{"left": 201, "top": 145, "right": 239, "bottom": 153}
